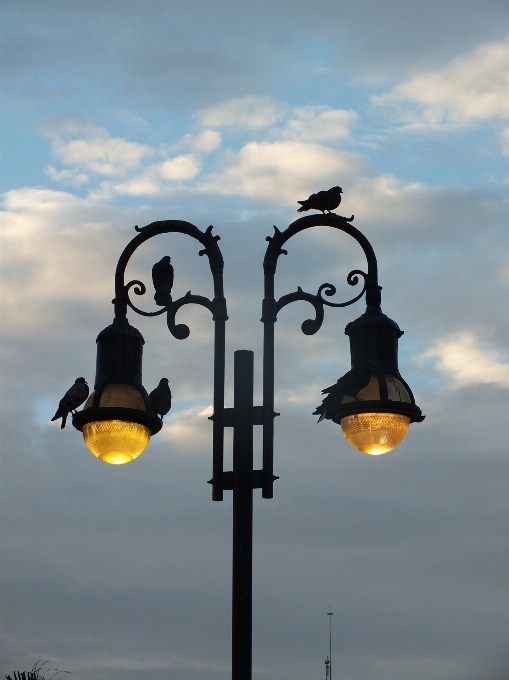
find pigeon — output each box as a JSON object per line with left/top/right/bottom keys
{"left": 297, "top": 186, "right": 343, "bottom": 214}
{"left": 152, "top": 256, "right": 174, "bottom": 306}
{"left": 148, "top": 378, "right": 172, "bottom": 417}
{"left": 51, "top": 377, "right": 89, "bottom": 429}
{"left": 313, "top": 363, "right": 372, "bottom": 422}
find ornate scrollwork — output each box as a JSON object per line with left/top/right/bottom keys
{"left": 124, "top": 279, "right": 167, "bottom": 317}
{"left": 273, "top": 269, "right": 368, "bottom": 336}
{"left": 263, "top": 213, "right": 380, "bottom": 337}
{"left": 113, "top": 220, "right": 227, "bottom": 341}
{"left": 165, "top": 291, "right": 215, "bottom": 340}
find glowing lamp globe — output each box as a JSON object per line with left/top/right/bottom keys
{"left": 341, "top": 412, "right": 410, "bottom": 455}
{"left": 72, "top": 318, "right": 163, "bottom": 464}
{"left": 338, "top": 374, "right": 413, "bottom": 455}
{"left": 82, "top": 384, "right": 152, "bottom": 464}
{"left": 83, "top": 419, "right": 151, "bottom": 464}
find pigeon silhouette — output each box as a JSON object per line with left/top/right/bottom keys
{"left": 297, "top": 186, "right": 342, "bottom": 214}
{"left": 148, "top": 378, "right": 172, "bottom": 417}
{"left": 152, "top": 256, "right": 174, "bottom": 306}
{"left": 51, "top": 377, "right": 89, "bottom": 429}
{"left": 313, "top": 363, "right": 372, "bottom": 422}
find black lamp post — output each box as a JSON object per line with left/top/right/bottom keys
{"left": 68, "top": 206, "right": 424, "bottom": 680}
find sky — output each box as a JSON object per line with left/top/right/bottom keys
{"left": 1, "top": 1, "right": 509, "bottom": 679}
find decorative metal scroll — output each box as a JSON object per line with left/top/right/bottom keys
{"left": 113, "top": 221, "right": 228, "bottom": 338}
{"left": 262, "top": 213, "right": 381, "bottom": 334}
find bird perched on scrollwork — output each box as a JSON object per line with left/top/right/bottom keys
{"left": 51, "top": 377, "right": 89, "bottom": 429}
{"left": 152, "top": 256, "right": 174, "bottom": 306}
{"left": 297, "top": 186, "right": 343, "bottom": 214}
{"left": 313, "top": 363, "right": 372, "bottom": 422}
{"left": 148, "top": 378, "right": 172, "bottom": 418}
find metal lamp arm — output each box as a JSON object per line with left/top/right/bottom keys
{"left": 261, "top": 213, "right": 381, "bottom": 499}
{"left": 111, "top": 219, "right": 228, "bottom": 501}
{"left": 263, "top": 213, "right": 381, "bottom": 312}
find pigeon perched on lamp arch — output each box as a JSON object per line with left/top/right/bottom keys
{"left": 148, "top": 378, "right": 172, "bottom": 417}
{"left": 152, "top": 255, "right": 174, "bottom": 306}
{"left": 51, "top": 377, "right": 89, "bottom": 429}
{"left": 297, "top": 186, "right": 343, "bottom": 214}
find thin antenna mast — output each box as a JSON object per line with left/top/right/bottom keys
{"left": 327, "top": 608, "right": 333, "bottom": 680}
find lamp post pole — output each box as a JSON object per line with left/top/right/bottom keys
{"left": 70, "top": 206, "right": 424, "bottom": 680}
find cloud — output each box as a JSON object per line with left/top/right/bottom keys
{"left": 160, "top": 156, "right": 200, "bottom": 181}
{"left": 373, "top": 36, "right": 509, "bottom": 130}
{"left": 113, "top": 155, "right": 201, "bottom": 197}
{"left": 276, "top": 106, "right": 358, "bottom": 142}
{"left": 160, "top": 404, "right": 213, "bottom": 451}
{"left": 49, "top": 126, "right": 154, "bottom": 177}
{"left": 0, "top": 187, "right": 122, "bottom": 339}
{"left": 501, "top": 128, "right": 509, "bottom": 156}
{"left": 197, "top": 95, "right": 283, "bottom": 129}
{"left": 46, "top": 165, "right": 89, "bottom": 186}
{"left": 179, "top": 130, "right": 222, "bottom": 152}
{"left": 201, "top": 140, "right": 365, "bottom": 204}
{"left": 423, "top": 331, "right": 509, "bottom": 388}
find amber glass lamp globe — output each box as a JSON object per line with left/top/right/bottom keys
{"left": 82, "top": 384, "right": 151, "bottom": 464}
{"left": 339, "top": 375, "right": 411, "bottom": 455}
{"left": 340, "top": 412, "right": 410, "bottom": 455}
{"left": 83, "top": 420, "right": 151, "bottom": 464}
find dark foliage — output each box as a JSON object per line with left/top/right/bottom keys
{"left": 6, "top": 661, "right": 69, "bottom": 680}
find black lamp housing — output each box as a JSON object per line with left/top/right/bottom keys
{"left": 318, "top": 307, "right": 425, "bottom": 424}
{"left": 72, "top": 317, "right": 162, "bottom": 435}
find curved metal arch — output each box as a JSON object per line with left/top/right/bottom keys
{"left": 111, "top": 219, "right": 227, "bottom": 501}
{"left": 261, "top": 213, "right": 382, "bottom": 499}
{"left": 113, "top": 221, "right": 225, "bottom": 321}
{"left": 263, "top": 213, "right": 381, "bottom": 326}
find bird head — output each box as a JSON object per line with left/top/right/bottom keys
{"left": 332, "top": 186, "right": 342, "bottom": 193}
{"left": 76, "top": 377, "right": 88, "bottom": 384}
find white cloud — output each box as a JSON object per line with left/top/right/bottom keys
{"left": 113, "top": 173, "right": 162, "bottom": 197}
{"left": 179, "top": 129, "right": 222, "bottom": 152}
{"left": 201, "top": 140, "right": 365, "bottom": 204}
{"left": 46, "top": 124, "right": 153, "bottom": 178}
{"left": 160, "top": 155, "right": 200, "bottom": 181}
{"left": 0, "top": 188, "right": 121, "bottom": 337}
{"left": 197, "top": 95, "right": 283, "bottom": 130}
{"left": 276, "top": 106, "right": 358, "bottom": 142}
{"left": 55, "top": 135, "right": 153, "bottom": 177}
{"left": 46, "top": 165, "right": 89, "bottom": 186}
{"left": 423, "top": 331, "right": 509, "bottom": 388}
{"left": 160, "top": 404, "right": 213, "bottom": 450}
{"left": 501, "top": 128, "right": 509, "bottom": 156}
{"left": 373, "top": 36, "right": 509, "bottom": 129}
{"left": 114, "top": 155, "right": 201, "bottom": 197}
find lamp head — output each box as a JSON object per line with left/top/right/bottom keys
{"left": 316, "top": 307, "right": 424, "bottom": 455}
{"left": 73, "top": 318, "right": 162, "bottom": 464}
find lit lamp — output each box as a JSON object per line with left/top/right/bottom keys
{"left": 72, "top": 317, "right": 162, "bottom": 464}
{"left": 316, "top": 307, "right": 424, "bottom": 455}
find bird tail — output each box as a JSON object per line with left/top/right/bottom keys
{"left": 154, "top": 292, "right": 172, "bottom": 307}
{"left": 297, "top": 202, "right": 308, "bottom": 212}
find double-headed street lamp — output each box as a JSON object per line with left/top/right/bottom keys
{"left": 62, "top": 203, "right": 424, "bottom": 680}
